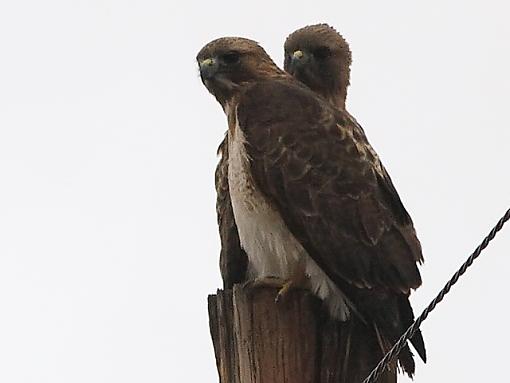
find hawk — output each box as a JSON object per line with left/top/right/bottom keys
{"left": 214, "top": 25, "right": 355, "bottom": 289}
{"left": 284, "top": 24, "right": 426, "bottom": 375}
{"left": 199, "top": 36, "right": 424, "bottom": 376}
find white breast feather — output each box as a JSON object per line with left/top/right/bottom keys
{"left": 227, "top": 109, "right": 350, "bottom": 321}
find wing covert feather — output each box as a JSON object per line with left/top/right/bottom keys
{"left": 237, "top": 80, "right": 422, "bottom": 292}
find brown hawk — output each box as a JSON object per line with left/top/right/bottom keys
{"left": 199, "top": 35, "right": 425, "bottom": 377}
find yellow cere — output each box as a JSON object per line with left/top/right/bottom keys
{"left": 293, "top": 50, "right": 304, "bottom": 59}
{"left": 200, "top": 58, "right": 215, "bottom": 67}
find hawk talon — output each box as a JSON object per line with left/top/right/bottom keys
{"left": 242, "top": 276, "right": 285, "bottom": 290}
{"left": 275, "top": 280, "right": 295, "bottom": 303}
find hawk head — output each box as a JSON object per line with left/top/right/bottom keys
{"left": 284, "top": 24, "right": 352, "bottom": 110}
{"left": 197, "top": 37, "right": 284, "bottom": 108}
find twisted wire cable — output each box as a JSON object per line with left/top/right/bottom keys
{"left": 363, "top": 208, "right": 510, "bottom": 383}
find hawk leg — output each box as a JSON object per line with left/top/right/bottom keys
{"left": 242, "top": 276, "right": 286, "bottom": 290}
{"left": 275, "top": 261, "right": 309, "bottom": 303}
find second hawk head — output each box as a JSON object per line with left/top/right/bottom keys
{"left": 285, "top": 24, "right": 352, "bottom": 110}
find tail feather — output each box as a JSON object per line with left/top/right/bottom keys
{"left": 327, "top": 274, "right": 426, "bottom": 378}
{"left": 350, "top": 288, "right": 426, "bottom": 377}
{"left": 398, "top": 295, "right": 427, "bottom": 363}
{"left": 410, "top": 329, "right": 427, "bottom": 363}
{"left": 373, "top": 322, "right": 416, "bottom": 378}
{"left": 321, "top": 318, "right": 397, "bottom": 383}
{"left": 397, "top": 344, "right": 416, "bottom": 378}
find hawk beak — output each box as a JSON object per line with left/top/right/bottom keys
{"left": 199, "top": 57, "right": 218, "bottom": 80}
{"left": 293, "top": 50, "right": 304, "bottom": 60}
{"left": 287, "top": 50, "right": 308, "bottom": 75}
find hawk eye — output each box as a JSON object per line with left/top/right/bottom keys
{"left": 313, "top": 46, "right": 332, "bottom": 60}
{"left": 221, "top": 52, "right": 240, "bottom": 65}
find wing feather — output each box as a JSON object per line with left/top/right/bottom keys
{"left": 237, "top": 80, "right": 422, "bottom": 292}
{"left": 215, "top": 137, "right": 247, "bottom": 288}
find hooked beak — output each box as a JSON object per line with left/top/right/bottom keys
{"left": 293, "top": 50, "right": 304, "bottom": 60}
{"left": 287, "top": 50, "right": 309, "bottom": 74}
{"left": 199, "top": 57, "right": 218, "bottom": 80}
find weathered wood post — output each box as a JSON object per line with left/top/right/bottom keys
{"left": 208, "top": 286, "right": 397, "bottom": 383}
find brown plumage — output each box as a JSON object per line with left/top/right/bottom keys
{"left": 284, "top": 24, "right": 426, "bottom": 377}
{"left": 199, "top": 33, "right": 425, "bottom": 379}
{"left": 200, "top": 38, "right": 287, "bottom": 289}
{"left": 285, "top": 24, "right": 352, "bottom": 111}
{"left": 235, "top": 78, "right": 422, "bottom": 293}
{"left": 215, "top": 137, "right": 247, "bottom": 288}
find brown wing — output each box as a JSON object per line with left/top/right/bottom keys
{"left": 347, "top": 112, "right": 415, "bottom": 227}
{"left": 237, "top": 79, "right": 422, "bottom": 293}
{"left": 215, "top": 136, "right": 247, "bottom": 288}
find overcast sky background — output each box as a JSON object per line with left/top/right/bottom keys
{"left": 0, "top": 1, "right": 509, "bottom": 382}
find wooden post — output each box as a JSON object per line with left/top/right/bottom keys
{"left": 208, "top": 286, "right": 397, "bottom": 383}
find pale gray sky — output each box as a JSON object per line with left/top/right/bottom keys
{"left": 0, "top": 1, "right": 509, "bottom": 382}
